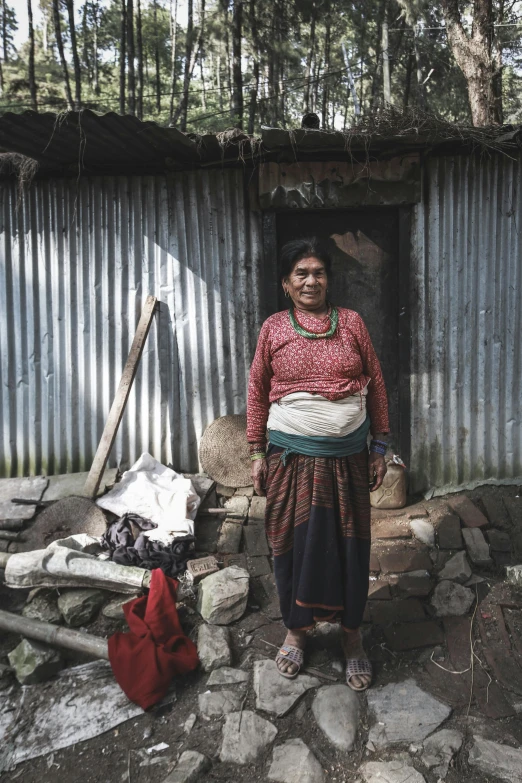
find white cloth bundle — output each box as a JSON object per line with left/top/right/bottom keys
{"left": 267, "top": 388, "right": 368, "bottom": 438}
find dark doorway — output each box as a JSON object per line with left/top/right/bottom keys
{"left": 276, "top": 208, "right": 401, "bottom": 447}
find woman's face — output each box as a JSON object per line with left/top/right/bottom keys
{"left": 283, "top": 256, "right": 328, "bottom": 312}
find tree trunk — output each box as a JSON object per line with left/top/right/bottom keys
{"left": 168, "top": 0, "right": 179, "bottom": 123}
{"left": 127, "top": 0, "right": 136, "bottom": 114}
{"left": 53, "top": 0, "right": 74, "bottom": 110}
{"left": 119, "top": 0, "right": 127, "bottom": 113}
{"left": 216, "top": 52, "right": 223, "bottom": 112}
{"left": 136, "top": 0, "right": 144, "bottom": 118}
{"left": 65, "top": 0, "right": 82, "bottom": 110}
{"left": 304, "top": 2, "right": 317, "bottom": 113}
{"left": 440, "top": 0, "right": 502, "bottom": 125}
{"left": 247, "top": 0, "right": 260, "bottom": 135}
{"left": 2, "top": 0, "right": 8, "bottom": 62}
{"left": 153, "top": 0, "right": 161, "bottom": 112}
{"left": 27, "top": 0, "right": 37, "bottom": 110}
{"left": 93, "top": 0, "right": 100, "bottom": 95}
{"left": 321, "top": 17, "right": 331, "bottom": 129}
{"left": 176, "top": 0, "right": 194, "bottom": 129}
{"left": 403, "top": 49, "right": 413, "bottom": 108}
{"left": 413, "top": 33, "right": 426, "bottom": 110}
{"left": 231, "top": 0, "right": 243, "bottom": 127}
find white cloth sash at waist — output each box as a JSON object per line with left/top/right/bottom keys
{"left": 267, "top": 388, "right": 368, "bottom": 438}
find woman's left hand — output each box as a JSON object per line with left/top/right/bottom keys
{"left": 369, "top": 453, "right": 387, "bottom": 491}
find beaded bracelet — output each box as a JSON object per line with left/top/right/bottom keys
{"left": 250, "top": 452, "right": 266, "bottom": 461}
{"left": 369, "top": 441, "right": 387, "bottom": 456}
{"left": 372, "top": 439, "right": 388, "bottom": 447}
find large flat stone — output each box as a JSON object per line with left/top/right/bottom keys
{"left": 197, "top": 624, "right": 231, "bottom": 671}
{"left": 243, "top": 525, "right": 270, "bottom": 556}
{"left": 421, "top": 728, "right": 463, "bottom": 778}
{"left": 57, "top": 588, "right": 105, "bottom": 626}
{"left": 247, "top": 555, "right": 271, "bottom": 577}
{"left": 198, "top": 689, "right": 243, "bottom": 718}
{"left": 370, "top": 598, "right": 425, "bottom": 626}
{"left": 207, "top": 667, "right": 249, "bottom": 686}
{"left": 468, "top": 736, "right": 522, "bottom": 783}
{"left": 436, "top": 514, "right": 463, "bottom": 549}
{"left": 162, "top": 750, "right": 210, "bottom": 783}
{"left": 224, "top": 496, "right": 250, "bottom": 521}
{"left": 268, "top": 739, "right": 324, "bottom": 783}
{"left": 43, "top": 469, "right": 117, "bottom": 501}
{"left": 379, "top": 551, "right": 432, "bottom": 574}
{"left": 311, "top": 684, "right": 359, "bottom": 751}
{"left": 248, "top": 496, "right": 267, "bottom": 524}
{"left": 367, "top": 679, "right": 451, "bottom": 749}
{"left": 0, "top": 476, "right": 48, "bottom": 521}
{"left": 431, "top": 580, "right": 475, "bottom": 616}
{"left": 437, "top": 551, "right": 472, "bottom": 583}
{"left": 361, "top": 761, "right": 426, "bottom": 783}
{"left": 197, "top": 566, "right": 249, "bottom": 625}
{"left": 462, "top": 528, "right": 492, "bottom": 565}
{"left": 219, "top": 710, "right": 277, "bottom": 764}
{"left": 368, "top": 581, "right": 392, "bottom": 600}
{"left": 217, "top": 521, "right": 243, "bottom": 554}
{"left": 371, "top": 518, "right": 411, "bottom": 539}
{"left": 448, "top": 496, "right": 488, "bottom": 528}
{"left": 384, "top": 621, "right": 444, "bottom": 651}
{"left": 253, "top": 659, "right": 319, "bottom": 716}
{"left": 486, "top": 529, "right": 511, "bottom": 552}
{"left": 395, "top": 575, "right": 433, "bottom": 597}
{"left": 482, "top": 495, "right": 511, "bottom": 530}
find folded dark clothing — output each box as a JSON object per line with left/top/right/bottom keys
{"left": 102, "top": 512, "right": 195, "bottom": 578}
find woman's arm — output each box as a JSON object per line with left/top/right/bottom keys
{"left": 247, "top": 321, "right": 273, "bottom": 495}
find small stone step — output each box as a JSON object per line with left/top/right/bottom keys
{"left": 368, "top": 581, "right": 392, "bottom": 600}
{"left": 448, "top": 496, "right": 488, "bottom": 529}
{"left": 370, "top": 598, "right": 425, "bottom": 626}
{"left": 435, "top": 514, "right": 463, "bottom": 549}
{"left": 481, "top": 495, "right": 511, "bottom": 530}
{"left": 371, "top": 518, "right": 411, "bottom": 539}
{"left": 379, "top": 550, "right": 432, "bottom": 574}
{"left": 462, "top": 528, "right": 492, "bottom": 565}
{"left": 395, "top": 575, "right": 433, "bottom": 597}
{"left": 384, "top": 620, "right": 444, "bottom": 651}
{"left": 243, "top": 525, "right": 270, "bottom": 557}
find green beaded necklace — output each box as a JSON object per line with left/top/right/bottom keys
{"left": 289, "top": 305, "right": 339, "bottom": 339}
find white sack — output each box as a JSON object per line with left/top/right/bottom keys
{"left": 96, "top": 453, "right": 200, "bottom": 542}
{"left": 4, "top": 538, "right": 146, "bottom": 592}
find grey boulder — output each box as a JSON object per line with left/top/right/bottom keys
{"left": 431, "top": 580, "right": 474, "bottom": 616}
{"left": 361, "top": 760, "right": 426, "bottom": 783}
{"left": 22, "top": 591, "right": 61, "bottom": 624}
{"left": 220, "top": 710, "right": 277, "bottom": 764}
{"left": 162, "top": 750, "right": 210, "bottom": 783}
{"left": 422, "top": 729, "right": 463, "bottom": 778}
{"left": 311, "top": 684, "right": 359, "bottom": 751}
{"left": 253, "top": 659, "right": 320, "bottom": 717}
{"left": 367, "top": 679, "right": 452, "bottom": 749}
{"left": 207, "top": 667, "right": 249, "bottom": 686}
{"left": 468, "top": 736, "right": 522, "bottom": 783}
{"left": 197, "top": 624, "right": 231, "bottom": 672}
{"left": 8, "top": 638, "right": 62, "bottom": 685}
{"left": 198, "top": 688, "right": 243, "bottom": 718}
{"left": 197, "top": 566, "right": 249, "bottom": 625}
{"left": 268, "top": 739, "right": 324, "bottom": 783}
{"left": 57, "top": 588, "right": 106, "bottom": 626}
{"left": 437, "top": 551, "right": 472, "bottom": 584}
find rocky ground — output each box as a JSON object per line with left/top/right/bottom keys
{"left": 1, "top": 481, "right": 522, "bottom": 783}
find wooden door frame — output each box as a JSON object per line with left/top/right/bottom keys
{"left": 262, "top": 206, "right": 412, "bottom": 469}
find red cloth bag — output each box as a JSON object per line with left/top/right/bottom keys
{"left": 108, "top": 568, "right": 199, "bottom": 710}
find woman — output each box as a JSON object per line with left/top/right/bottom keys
{"left": 246, "top": 238, "right": 389, "bottom": 691}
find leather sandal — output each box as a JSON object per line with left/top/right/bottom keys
{"left": 275, "top": 644, "right": 304, "bottom": 680}
{"left": 345, "top": 658, "right": 372, "bottom": 691}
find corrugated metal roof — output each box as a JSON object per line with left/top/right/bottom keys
{"left": 410, "top": 154, "right": 522, "bottom": 493}
{"left": 0, "top": 110, "right": 521, "bottom": 177}
{"left": 0, "top": 169, "right": 266, "bottom": 476}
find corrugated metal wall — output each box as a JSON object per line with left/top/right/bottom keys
{"left": 410, "top": 154, "right": 522, "bottom": 493}
{"left": 0, "top": 171, "right": 265, "bottom": 476}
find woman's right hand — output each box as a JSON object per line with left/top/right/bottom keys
{"left": 252, "top": 458, "right": 268, "bottom": 497}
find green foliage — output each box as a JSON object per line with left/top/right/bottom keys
{"left": 0, "top": 0, "right": 521, "bottom": 128}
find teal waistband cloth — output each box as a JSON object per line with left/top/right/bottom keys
{"left": 268, "top": 416, "right": 371, "bottom": 465}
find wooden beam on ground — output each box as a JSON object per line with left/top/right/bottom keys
{"left": 83, "top": 295, "right": 158, "bottom": 499}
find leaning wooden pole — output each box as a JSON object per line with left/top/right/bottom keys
{"left": 0, "top": 609, "right": 109, "bottom": 659}
{"left": 83, "top": 295, "right": 158, "bottom": 499}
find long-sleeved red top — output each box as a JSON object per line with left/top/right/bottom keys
{"left": 247, "top": 307, "right": 389, "bottom": 449}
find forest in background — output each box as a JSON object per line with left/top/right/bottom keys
{"left": 0, "top": 0, "right": 521, "bottom": 133}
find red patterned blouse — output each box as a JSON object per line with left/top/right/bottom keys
{"left": 247, "top": 307, "right": 389, "bottom": 451}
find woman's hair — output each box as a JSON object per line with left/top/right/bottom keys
{"left": 279, "top": 237, "right": 332, "bottom": 280}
